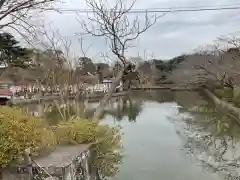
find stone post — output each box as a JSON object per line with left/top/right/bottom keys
{"left": 23, "top": 148, "right": 33, "bottom": 180}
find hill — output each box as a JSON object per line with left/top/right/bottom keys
{"left": 137, "top": 38, "right": 240, "bottom": 87}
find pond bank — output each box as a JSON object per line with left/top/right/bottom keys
{"left": 203, "top": 88, "right": 240, "bottom": 124}
{"left": 132, "top": 85, "right": 200, "bottom": 91}
{"left": 12, "top": 91, "right": 128, "bottom": 105}
{"left": 13, "top": 85, "right": 200, "bottom": 105}
{"left": 3, "top": 144, "right": 94, "bottom": 180}
{"left": 102, "top": 93, "right": 221, "bottom": 180}
{"left": 14, "top": 89, "right": 240, "bottom": 180}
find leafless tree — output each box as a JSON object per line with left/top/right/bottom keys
{"left": 0, "top": 0, "right": 58, "bottom": 42}
{"left": 78, "top": 0, "right": 160, "bottom": 120}
{"left": 33, "top": 25, "right": 94, "bottom": 120}
{"left": 194, "top": 37, "right": 240, "bottom": 89}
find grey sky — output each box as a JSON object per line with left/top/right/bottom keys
{"left": 41, "top": 0, "right": 240, "bottom": 61}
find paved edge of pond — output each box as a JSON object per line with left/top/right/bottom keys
{"left": 132, "top": 85, "right": 200, "bottom": 91}
{"left": 203, "top": 88, "right": 240, "bottom": 124}
{"left": 3, "top": 143, "right": 94, "bottom": 180}
{"left": 12, "top": 91, "right": 128, "bottom": 105}
{"left": 12, "top": 86, "right": 200, "bottom": 105}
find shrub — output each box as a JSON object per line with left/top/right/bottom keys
{"left": 53, "top": 118, "right": 99, "bottom": 145}
{"left": 0, "top": 106, "right": 122, "bottom": 179}
{"left": 94, "top": 123, "right": 123, "bottom": 178}
{"left": 0, "top": 106, "right": 56, "bottom": 168}
{"left": 53, "top": 118, "right": 123, "bottom": 178}
{"left": 44, "top": 104, "right": 77, "bottom": 125}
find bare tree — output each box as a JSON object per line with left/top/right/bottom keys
{"left": 0, "top": 0, "right": 58, "bottom": 41}
{"left": 79, "top": 0, "right": 159, "bottom": 119}
{"left": 194, "top": 37, "right": 240, "bottom": 89}
{"left": 32, "top": 25, "right": 92, "bottom": 120}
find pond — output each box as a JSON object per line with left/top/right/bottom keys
{"left": 20, "top": 90, "right": 240, "bottom": 180}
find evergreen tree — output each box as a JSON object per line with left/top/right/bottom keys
{"left": 0, "top": 33, "right": 32, "bottom": 68}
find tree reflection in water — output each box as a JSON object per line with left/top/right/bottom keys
{"left": 104, "top": 95, "right": 143, "bottom": 122}
{"left": 38, "top": 96, "right": 143, "bottom": 178}
{"left": 20, "top": 98, "right": 126, "bottom": 179}
{"left": 41, "top": 95, "right": 143, "bottom": 124}
{"left": 173, "top": 103, "right": 240, "bottom": 179}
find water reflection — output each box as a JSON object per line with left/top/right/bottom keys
{"left": 16, "top": 90, "right": 240, "bottom": 180}
{"left": 173, "top": 100, "right": 240, "bottom": 179}
{"left": 104, "top": 95, "right": 143, "bottom": 122}
{"left": 17, "top": 94, "right": 143, "bottom": 179}
{"left": 19, "top": 95, "right": 143, "bottom": 124}
{"left": 17, "top": 98, "right": 129, "bottom": 179}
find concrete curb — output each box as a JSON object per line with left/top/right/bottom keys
{"left": 12, "top": 91, "right": 128, "bottom": 105}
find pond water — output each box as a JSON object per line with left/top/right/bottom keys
{"left": 104, "top": 101, "right": 218, "bottom": 180}
{"left": 20, "top": 90, "right": 240, "bottom": 180}
{"left": 102, "top": 91, "right": 219, "bottom": 180}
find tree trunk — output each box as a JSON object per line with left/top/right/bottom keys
{"left": 93, "top": 71, "right": 124, "bottom": 120}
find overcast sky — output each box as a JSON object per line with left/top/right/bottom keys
{"left": 39, "top": 0, "right": 240, "bottom": 61}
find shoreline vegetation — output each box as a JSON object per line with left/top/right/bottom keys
{"left": 3, "top": 85, "right": 240, "bottom": 178}
{"left": 1, "top": 0, "right": 240, "bottom": 179}
{"left": 0, "top": 106, "right": 122, "bottom": 178}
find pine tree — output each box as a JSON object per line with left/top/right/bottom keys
{"left": 0, "top": 33, "right": 32, "bottom": 68}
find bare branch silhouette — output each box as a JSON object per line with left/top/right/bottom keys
{"left": 77, "top": 0, "right": 159, "bottom": 119}
{"left": 0, "top": 0, "right": 59, "bottom": 42}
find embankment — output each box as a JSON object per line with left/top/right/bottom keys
{"left": 203, "top": 88, "right": 240, "bottom": 123}
{"left": 132, "top": 84, "right": 200, "bottom": 91}
{"left": 12, "top": 91, "right": 128, "bottom": 105}
{"left": 12, "top": 84, "right": 200, "bottom": 105}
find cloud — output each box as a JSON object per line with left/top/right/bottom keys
{"left": 39, "top": 0, "right": 240, "bottom": 61}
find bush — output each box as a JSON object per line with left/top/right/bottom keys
{"left": 54, "top": 118, "right": 123, "bottom": 178}
{"left": 44, "top": 104, "right": 77, "bottom": 125}
{"left": 0, "top": 106, "right": 56, "bottom": 168}
{"left": 0, "top": 107, "right": 122, "bottom": 179}
{"left": 53, "top": 118, "right": 99, "bottom": 145}
{"left": 94, "top": 123, "right": 122, "bottom": 178}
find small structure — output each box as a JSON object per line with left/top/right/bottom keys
{"left": 85, "top": 78, "right": 123, "bottom": 94}
{"left": 102, "top": 78, "right": 123, "bottom": 92}
{"left": 0, "top": 80, "right": 14, "bottom": 105}
{"left": 102, "top": 79, "right": 112, "bottom": 89}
